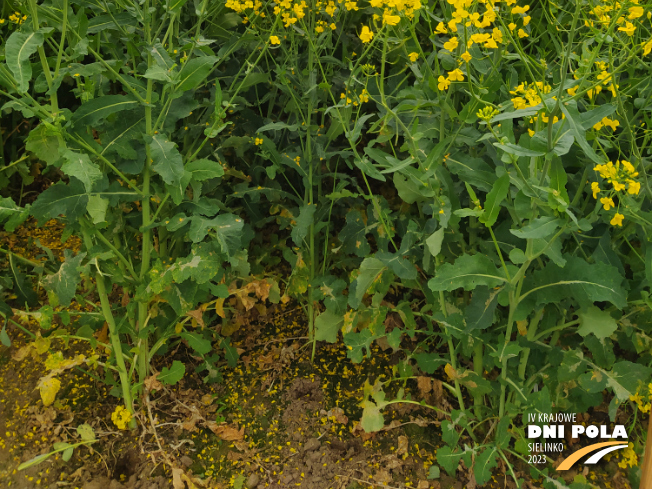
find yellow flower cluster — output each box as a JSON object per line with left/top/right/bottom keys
{"left": 111, "top": 405, "right": 133, "bottom": 430}
{"left": 587, "top": 0, "right": 648, "bottom": 37}
{"left": 510, "top": 81, "right": 551, "bottom": 110}
{"left": 225, "top": 0, "right": 265, "bottom": 17}
{"left": 593, "top": 116, "right": 619, "bottom": 131}
{"left": 437, "top": 68, "right": 465, "bottom": 90}
{"left": 6, "top": 12, "right": 27, "bottom": 25}
{"left": 340, "top": 88, "right": 371, "bottom": 105}
{"left": 369, "top": 0, "right": 422, "bottom": 24}
{"left": 617, "top": 444, "right": 638, "bottom": 469}
{"left": 592, "top": 160, "right": 640, "bottom": 226}
{"left": 567, "top": 62, "right": 619, "bottom": 99}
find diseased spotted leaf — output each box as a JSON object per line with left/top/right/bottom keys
{"left": 43, "top": 250, "right": 87, "bottom": 307}
{"left": 349, "top": 257, "right": 387, "bottom": 308}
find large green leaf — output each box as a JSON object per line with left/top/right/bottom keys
{"left": 71, "top": 95, "right": 140, "bottom": 128}
{"left": 429, "top": 253, "right": 506, "bottom": 292}
{"left": 474, "top": 447, "right": 498, "bottom": 486}
{"left": 510, "top": 216, "right": 561, "bottom": 240}
{"left": 176, "top": 56, "right": 218, "bottom": 92}
{"left": 314, "top": 309, "right": 343, "bottom": 343}
{"left": 480, "top": 172, "right": 510, "bottom": 227}
{"left": 149, "top": 135, "right": 184, "bottom": 186}
{"left": 60, "top": 150, "right": 102, "bottom": 192}
{"left": 349, "top": 258, "right": 387, "bottom": 308}
{"left": 291, "top": 204, "right": 316, "bottom": 246}
{"left": 185, "top": 159, "right": 225, "bottom": 181}
{"left": 436, "top": 446, "right": 463, "bottom": 476}
{"left": 43, "top": 251, "right": 86, "bottom": 307}
{"left": 25, "top": 124, "right": 61, "bottom": 165}
{"left": 0, "top": 197, "right": 29, "bottom": 232}
{"left": 5, "top": 27, "right": 47, "bottom": 93}
{"left": 522, "top": 257, "right": 627, "bottom": 309}
{"left": 559, "top": 101, "right": 604, "bottom": 164}
{"left": 31, "top": 180, "right": 89, "bottom": 224}
{"left": 577, "top": 306, "right": 617, "bottom": 339}
{"left": 159, "top": 360, "right": 186, "bottom": 385}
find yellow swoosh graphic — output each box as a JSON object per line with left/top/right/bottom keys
{"left": 557, "top": 441, "right": 625, "bottom": 471}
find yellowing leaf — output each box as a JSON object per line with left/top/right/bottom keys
{"left": 215, "top": 297, "right": 226, "bottom": 318}
{"left": 38, "top": 377, "right": 61, "bottom": 406}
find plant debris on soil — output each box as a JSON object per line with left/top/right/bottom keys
{"left": 0, "top": 220, "right": 637, "bottom": 489}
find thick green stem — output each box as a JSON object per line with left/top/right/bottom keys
{"left": 473, "top": 340, "right": 483, "bottom": 419}
{"left": 96, "top": 273, "right": 135, "bottom": 428}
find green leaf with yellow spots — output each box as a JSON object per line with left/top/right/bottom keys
{"left": 43, "top": 250, "right": 87, "bottom": 308}
{"left": 38, "top": 376, "right": 61, "bottom": 406}
{"left": 349, "top": 257, "right": 388, "bottom": 308}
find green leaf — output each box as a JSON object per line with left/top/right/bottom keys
{"left": 480, "top": 172, "right": 510, "bottom": 227}
{"left": 159, "top": 360, "right": 186, "bottom": 385}
{"left": 490, "top": 106, "right": 542, "bottom": 123}
{"left": 71, "top": 95, "right": 140, "bottom": 128}
{"left": 181, "top": 332, "right": 212, "bottom": 355}
{"left": 414, "top": 352, "right": 447, "bottom": 374}
{"left": 176, "top": 56, "right": 218, "bottom": 92}
{"left": 464, "top": 286, "right": 498, "bottom": 331}
{"left": 25, "top": 124, "right": 61, "bottom": 165}
{"left": 547, "top": 157, "right": 569, "bottom": 211}
{"left": 343, "top": 329, "right": 374, "bottom": 363}
{"left": 149, "top": 135, "right": 184, "bottom": 186}
{"left": 86, "top": 195, "right": 109, "bottom": 224}
{"left": 43, "top": 250, "right": 86, "bottom": 307}
{"left": 580, "top": 104, "right": 617, "bottom": 130}
{"left": 0, "top": 197, "right": 28, "bottom": 232}
{"left": 446, "top": 154, "right": 496, "bottom": 192}
{"left": 559, "top": 101, "right": 604, "bottom": 164}
{"left": 436, "top": 446, "right": 462, "bottom": 476}
{"left": 315, "top": 309, "right": 343, "bottom": 343}
{"left": 524, "top": 257, "right": 627, "bottom": 309}
{"left": 166, "top": 0, "right": 189, "bottom": 13}
{"left": 30, "top": 179, "right": 88, "bottom": 223}
{"left": 349, "top": 258, "right": 387, "bottom": 308}
{"left": 291, "top": 204, "right": 316, "bottom": 246}
{"left": 354, "top": 156, "right": 386, "bottom": 182}
{"left": 60, "top": 150, "right": 102, "bottom": 192}
{"left": 5, "top": 27, "right": 47, "bottom": 93}
{"left": 428, "top": 253, "right": 506, "bottom": 292}
{"left": 17, "top": 453, "right": 53, "bottom": 471}
{"left": 376, "top": 251, "right": 417, "bottom": 280}
{"left": 510, "top": 216, "right": 561, "bottom": 240}
{"left": 339, "top": 210, "right": 370, "bottom": 258}
{"left": 76, "top": 423, "right": 96, "bottom": 442}
{"left": 495, "top": 143, "right": 545, "bottom": 157}
{"left": 0, "top": 321, "right": 11, "bottom": 347}
{"left": 185, "top": 159, "right": 224, "bottom": 181}
{"left": 577, "top": 306, "right": 617, "bottom": 339}
{"left": 474, "top": 447, "right": 498, "bottom": 485}
{"left": 426, "top": 228, "right": 444, "bottom": 257}
{"left": 428, "top": 466, "right": 440, "bottom": 480}
{"left": 221, "top": 338, "right": 239, "bottom": 367}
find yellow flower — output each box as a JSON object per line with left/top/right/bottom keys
{"left": 517, "top": 28, "right": 528, "bottom": 38}
{"left": 618, "top": 22, "right": 636, "bottom": 36}
{"left": 511, "top": 5, "right": 529, "bottom": 14}
{"left": 643, "top": 40, "right": 652, "bottom": 56}
{"left": 447, "top": 68, "right": 464, "bottom": 82}
{"left": 112, "top": 405, "right": 133, "bottom": 430}
{"left": 330, "top": 23, "right": 337, "bottom": 30}
{"left": 444, "top": 37, "right": 459, "bottom": 51}
{"left": 523, "top": 15, "right": 531, "bottom": 26}
{"left": 613, "top": 181, "right": 626, "bottom": 192}
{"left": 408, "top": 52, "right": 419, "bottom": 62}
{"left": 359, "top": 25, "right": 373, "bottom": 43}
{"left": 383, "top": 10, "right": 400, "bottom": 25}
{"left": 508, "top": 22, "right": 517, "bottom": 31}
{"left": 461, "top": 51, "right": 472, "bottom": 62}
{"left": 255, "top": 137, "right": 263, "bottom": 145}
{"left": 270, "top": 35, "right": 281, "bottom": 44}
{"left": 591, "top": 182, "right": 601, "bottom": 199}
{"left": 628, "top": 6, "right": 644, "bottom": 19}
{"left": 492, "top": 28, "right": 503, "bottom": 43}
{"left": 438, "top": 76, "right": 451, "bottom": 90}
{"left": 627, "top": 180, "right": 641, "bottom": 195}
{"left": 610, "top": 213, "right": 624, "bottom": 227}
{"left": 600, "top": 197, "right": 615, "bottom": 211}
{"left": 622, "top": 160, "right": 638, "bottom": 176}
{"left": 435, "top": 22, "right": 448, "bottom": 34}
{"left": 527, "top": 128, "right": 535, "bottom": 136}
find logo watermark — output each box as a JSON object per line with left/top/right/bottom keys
{"left": 526, "top": 412, "right": 629, "bottom": 470}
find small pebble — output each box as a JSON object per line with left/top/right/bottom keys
{"left": 246, "top": 473, "right": 260, "bottom": 488}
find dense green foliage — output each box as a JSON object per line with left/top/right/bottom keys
{"left": 2, "top": 0, "right": 652, "bottom": 485}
